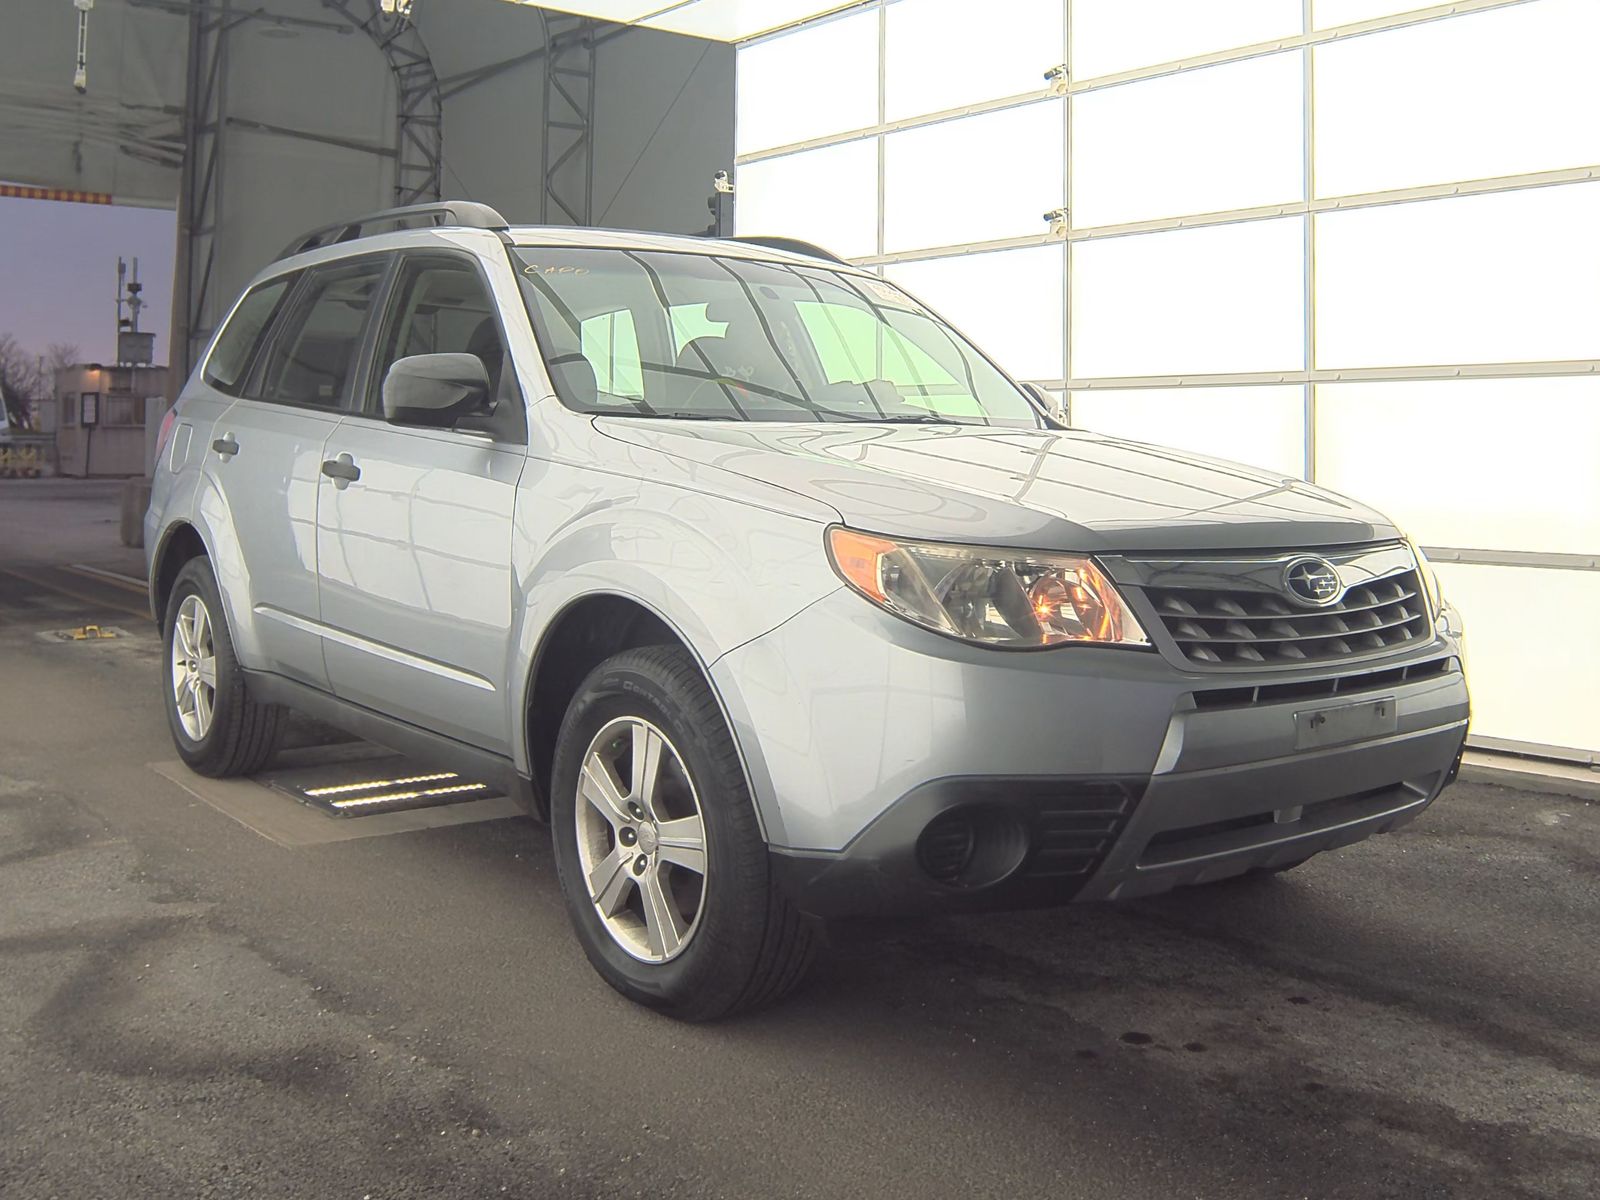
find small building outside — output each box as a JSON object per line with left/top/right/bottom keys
{"left": 53, "top": 363, "right": 170, "bottom": 478}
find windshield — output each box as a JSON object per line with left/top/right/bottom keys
{"left": 513, "top": 247, "right": 1043, "bottom": 428}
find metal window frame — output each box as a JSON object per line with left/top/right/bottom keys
{"left": 734, "top": 0, "right": 1539, "bottom": 165}
{"left": 169, "top": 0, "right": 444, "bottom": 381}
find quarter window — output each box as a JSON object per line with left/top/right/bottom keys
{"left": 204, "top": 275, "right": 293, "bottom": 395}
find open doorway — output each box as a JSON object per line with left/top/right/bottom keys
{"left": 0, "top": 188, "right": 176, "bottom": 478}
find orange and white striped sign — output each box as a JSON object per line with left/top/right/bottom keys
{"left": 0, "top": 184, "right": 114, "bottom": 206}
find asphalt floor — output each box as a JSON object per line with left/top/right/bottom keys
{"left": 1, "top": 479, "right": 1596, "bottom": 1199}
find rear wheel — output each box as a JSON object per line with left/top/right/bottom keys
{"left": 550, "top": 645, "right": 815, "bottom": 1020}
{"left": 162, "top": 557, "right": 282, "bottom": 777}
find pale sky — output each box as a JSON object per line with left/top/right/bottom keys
{"left": 0, "top": 195, "right": 176, "bottom": 367}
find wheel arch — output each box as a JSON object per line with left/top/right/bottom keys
{"left": 520, "top": 591, "right": 770, "bottom": 840}
{"left": 149, "top": 520, "right": 212, "bottom": 623}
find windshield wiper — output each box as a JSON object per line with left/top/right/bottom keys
{"left": 852, "top": 413, "right": 966, "bottom": 425}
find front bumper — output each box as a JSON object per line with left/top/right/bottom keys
{"left": 712, "top": 588, "right": 1469, "bottom": 917}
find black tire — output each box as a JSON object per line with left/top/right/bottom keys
{"left": 161, "top": 557, "right": 283, "bottom": 778}
{"left": 549, "top": 645, "right": 816, "bottom": 1021}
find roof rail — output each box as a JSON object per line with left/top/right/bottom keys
{"left": 277, "top": 201, "right": 509, "bottom": 260}
{"left": 724, "top": 235, "right": 850, "bottom": 266}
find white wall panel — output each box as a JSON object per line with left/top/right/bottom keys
{"left": 885, "top": 0, "right": 1063, "bottom": 120}
{"left": 1315, "top": 378, "right": 1600, "bottom": 555}
{"left": 1071, "top": 53, "right": 1303, "bottom": 227}
{"left": 1432, "top": 563, "right": 1600, "bottom": 754}
{"left": 884, "top": 102, "right": 1064, "bottom": 252}
{"left": 736, "top": 10, "right": 878, "bottom": 153}
{"left": 1315, "top": 184, "right": 1600, "bottom": 369}
{"left": 647, "top": 0, "right": 866, "bottom": 40}
{"left": 736, "top": 139, "right": 880, "bottom": 259}
{"left": 888, "top": 246, "right": 1065, "bottom": 382}
{"left": 1071, "top": 386, "right": 1306, "bottom": 477}
{"left": 1071, "top": 0, "right": 1300, "bottom": 80}
{"left": 1315, "top": 0, "right": 1600, "bottom": 197}
{"left": 1072, "top": 218, "right": 1305, "bottom": 378}
{"left": 1312, "top": 0, "right": 1433, "bottom": 24}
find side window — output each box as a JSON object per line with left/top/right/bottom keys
{"left": 369, "top": 256, "right": 524, "bottom": 440}
{"left": 203, "top": 275, "right": 294, "bottom": 395}
{"left": 255, "top": 260, "right": 386, "bottom": 408}
{"left": 579, "top": 309, "right": 645, "bottom": 399}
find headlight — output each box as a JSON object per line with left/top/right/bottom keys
{"left": 1405, "top": 537, "right": 1444, "bottom": 620}
{"left": 826, "top": 527, "right": 1150, "bottom": 649}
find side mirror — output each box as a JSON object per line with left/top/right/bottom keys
{"left": 382, "top": 353, "right": 492, "bottom": 428}
{"left": 1023, "top": 382, "right": 1069, "bottom": 428}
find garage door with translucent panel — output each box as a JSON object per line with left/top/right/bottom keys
{"left": 1315, "top": 184, "right": 1600, "bottom": 371}
{"left": 735, "top": 9, "right": 878, "bottom": 154}
{"left": 1314, "top": 0, "right": 1600, "bottom": 198}
{"left": 889, "top": 246, "right": 1065, "bottom": 384}
{"left": 1071, "top": 217, "right": 1305, "bottom": 379}
{"left": 885, "top": 0, "right": 1063, "bottom": 121}
{"left": 1071, "top": 385, "right": 1306, "bottom": 479}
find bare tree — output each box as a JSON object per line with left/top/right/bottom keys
{"left": 0, "top": 334, "right": 37, "bottom": 430}
{"left": 0, "top": 334, "right": 77, "bottom": 431}
{"left": 46, "top": 343, "right": 81, "bottom": 375}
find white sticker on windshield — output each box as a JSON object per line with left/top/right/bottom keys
{"left": 865, "top": 280, "right": 911, "bottom": 306}
{"left": 522, "top": 263, "right": 590, "bottom": 277}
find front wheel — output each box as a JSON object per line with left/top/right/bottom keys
{"left": 161, "top": 557, "right": 282, "bottom": 777}
{"left": 549, "top": 645, "right": 815, "bottom": 1020}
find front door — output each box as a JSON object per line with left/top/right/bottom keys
{"left": 315, "top": 252, "right": 525, "bottom": 754}
{"left": 201, "top": 258, "right": 387, "bottom": 689}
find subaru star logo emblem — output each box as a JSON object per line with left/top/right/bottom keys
{"left": 1283, "top": 556, "right": 1343, "bottom": 607}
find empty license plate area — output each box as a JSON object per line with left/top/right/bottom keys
{"left": 1294, "top": 696, "right": 1398, "bottom": 751}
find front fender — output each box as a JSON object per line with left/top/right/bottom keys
{"left": 507, "top": 469, "right": 839, "bottom": 838}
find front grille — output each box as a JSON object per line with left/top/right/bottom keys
{"left": 1192, "top": 655, "right": 1456, "bottom": 709}
{"left": 1144, "top": 569, "right": 1431, "bottom": 667}
{"left": 1138, "top": 782, "right": 1425, "bottom": 869}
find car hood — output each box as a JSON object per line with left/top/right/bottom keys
{"left": 594, "top": 420, "right": 1401, "bottom": 553}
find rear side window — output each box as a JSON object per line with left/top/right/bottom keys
{"left": 255, "top": 259, "right": 387, "bottom": 409}
{"left": 203, "top": 276, "right": 293, "bottom": 395}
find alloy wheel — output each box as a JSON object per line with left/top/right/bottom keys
{"left": 171, "top": 593, "right": 218, "bottom": 741}
{"left": 575, "top": 716, "right": 708, "bottom": 963}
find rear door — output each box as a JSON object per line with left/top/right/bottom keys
{"left": 314, "top": 251, "right": 525, "bottom": 754}
{"left": 201, "top": 256, "right": 388, "bottom": 688}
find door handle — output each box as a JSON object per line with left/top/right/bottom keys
{"left": 321, "top": 453, "right": 361, "bottom": 488}
{"left": 211, "top": 435, "right": 239, "bottom": 458}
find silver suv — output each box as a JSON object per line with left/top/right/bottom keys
{"left": 147, "top": 202, "right": 1470, "bottom": 1019}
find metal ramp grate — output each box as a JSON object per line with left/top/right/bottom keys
{"left": 259, "top": 752, "right": 502, "bottom": 819}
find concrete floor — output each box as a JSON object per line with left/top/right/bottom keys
{"left": 1, "top": 481, "right": 1597, "bottom": 1199}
